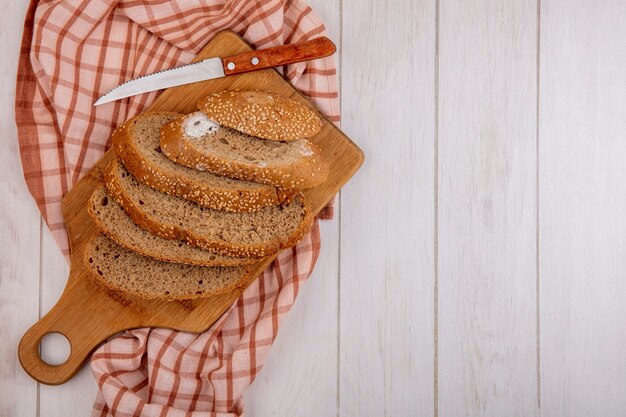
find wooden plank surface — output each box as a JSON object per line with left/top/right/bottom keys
{"left": 0, "top": 1, "right": 42, "bottom": 415}
{"left": 339, "top": 0, "right": 436, "bottom": 416}
{"left": 17, "top": 30, "right": 363, "bottom": 386}
{"left": 539, "top": 1, "right": 626, "bottom": 416}
{"left": 243, "top": 0, "right": 341, "bottom": 415}
{"left": 437, "top": 1, "right": 539, "bottom": 415}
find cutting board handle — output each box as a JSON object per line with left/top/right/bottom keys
{"left": 18, "top": 270, "right": 125, "bottom": 385}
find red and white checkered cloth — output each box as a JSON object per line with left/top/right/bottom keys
{"left": 15, "top": 0, "right": 339, "bottom": 415}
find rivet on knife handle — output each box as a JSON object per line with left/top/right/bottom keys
{"left": 222, "top": 37, "right": 336, "bottom": 75}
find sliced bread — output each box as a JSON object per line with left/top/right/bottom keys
{"left": 88, "top": 185, "right": 256, "bottom": 267}
{"left": 113, "top": 112, "right": 288, "bottom": 211}
{"left": 160, "top": 112, "right": 329, "bottom": 189}
{"left": 104, "top": 158, "right": 313, "bottom": 258}
{"left": 197, "top": 89, "right": 322, "bottom": 141}
{"left": 84, "top": 234, "right": 249, "bottom": 300}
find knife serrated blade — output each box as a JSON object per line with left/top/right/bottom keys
{"left": 93, "top": 36, "right": 336, "bottom": 106}
{"left": 94, "top": 58, "right": 225, "bottom": 106}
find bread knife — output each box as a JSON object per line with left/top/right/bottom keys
{"left": 94, "top": 37, "right": 336, "bottom": 106}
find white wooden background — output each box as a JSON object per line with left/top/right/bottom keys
{"left": 2, "top": 0, "right": 626, "bottom": 416}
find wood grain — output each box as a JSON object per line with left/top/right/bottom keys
{"left": 244, "top": 221, "right": 340, "bottom": 416}
{"left": 18, "top": 30, "right": 363, "bottom": 386}
{"left": 243, "top": 1, "right": 342, "bottom": 416}
{"left": 339, "top": 0, "right": 436, "bottom": 416}
{"left": 539, "top": 2, "right": 626, "bottom": 416}
{"left": 0, "top": 0, "right": 41, "bottom": 415}
{"left": 437, "top": 1, "right": 538, "bottom": 415}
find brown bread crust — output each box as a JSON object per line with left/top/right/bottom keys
{"left": 83, "top": 234, "right": 250, "bottom": 301}
{"left": 160, "top": 114, "right": 329, "bottom": 189}
{"left": 103, "top": 158, "right": 314, "bottom": 259}
{"left": 197, "top": 89, "right": 322, "bottom": 141}
{"left": 87, "top": 185, "right": 256, "bottom": 267}
{"left": 113, "top": 112, "right": 289, "bottom": 212}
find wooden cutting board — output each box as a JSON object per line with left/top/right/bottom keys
{"left": 18, "top": 30, "right": 363, "bottom": 386}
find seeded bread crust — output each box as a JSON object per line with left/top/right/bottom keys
{"left": 87, "top": 185, "right": 256, "bottom": 267}
{"left": 84, "top": 234, "right": 250, "bottom": 300}
{"left": 113, "top": 112, "right": 289, "bottom": 211}
{"left": 104, "top": 158, "right": 314, "bottom": 259}
{"left": 160, "top": 114, "right": 329, "bottom": 189}
{"left": 197, "top": 90, "right": 322, "bottom": 141}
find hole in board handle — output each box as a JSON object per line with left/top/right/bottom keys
{"left": 39, "top": 332, "right": 71, "bottom": 366}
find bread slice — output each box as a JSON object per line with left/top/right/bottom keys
{"left": 88, "top": 185, "right": 255, "bottom": 267}
{"left": 197, "top": 90, "right": 322, "bottom": 141}
{"left": 104, "top": 158, "right": 313, "bottom": 258}
{"left": 160, "top": 112, "right": 329, "bottom": 189}
{"left": 113, "top": 112, "right": 287, "bottom": 211}
{"left": 84, "top": 234, "right": 249, "bottom": 300}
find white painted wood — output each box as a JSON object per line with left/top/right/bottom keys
{"left": 340, "top": 0, "right": 436, "bottom": 416}
{"left": 0, "top": 1, "right": 42, "bottom": 416}
{"left": 437, "top": 1, "right": 539, "bottom": 416}
{"left": 39, "top": 226, "right": 97, "bottom": 417}
{"left": 244, "top": 220, "right": 340, "bottom": 416}
{"left": 244, "top": 1, "right": 341, "bottom": 415}
{"left": 539, "top": 2, "right": 626, "bottom": 416}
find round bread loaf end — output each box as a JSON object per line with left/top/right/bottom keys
{"left": 197, "top": 89, "right": 322, "bottom": 141}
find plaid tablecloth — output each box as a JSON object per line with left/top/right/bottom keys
{"left": 15, "top": 0, "right": 339, "bottom": 415}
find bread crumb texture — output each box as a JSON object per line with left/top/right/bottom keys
{"left": 86, "top": 90, "right": 323, "bottom": 300}
{"left": 88, "top": 185, "right": 256, "bottom": 267}
{"left": 84, "top": 234, "right": 250, "bottom": 300}
{"left": 113, "top": 112, "right": 285, "bottom": 211}
{"left": 160, "top": 112, "right": 328, "bottom": 189}
{"left": 103, "top": 158, "right": 313, "bottom": 259}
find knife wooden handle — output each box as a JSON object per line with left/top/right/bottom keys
{"left": 222, "top": 37, "right": 336, "bottom": 75}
